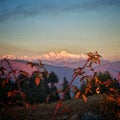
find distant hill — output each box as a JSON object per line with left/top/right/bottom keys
{"left": 0, "top": 59, "right": 120, "bottom": 88}
{"left": 94, "top": 61, "right": 120, "bottom": 78}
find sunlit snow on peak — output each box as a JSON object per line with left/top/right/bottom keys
{"left": 40, "top": 51, "right": 87, "bottom": 61}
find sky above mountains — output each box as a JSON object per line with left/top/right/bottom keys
{"left": 0, "top": 0, "right": 120, "bottom": 60}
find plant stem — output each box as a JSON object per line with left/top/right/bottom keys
{"left": 4, "top": 59, "right": 30, "bottom": 119}
{"left": 52, "top": 58, "right": 91, "bottom": 120}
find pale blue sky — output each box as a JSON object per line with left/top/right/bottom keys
{"left": 0, "top": 0, "right": 120, "bottom": 59}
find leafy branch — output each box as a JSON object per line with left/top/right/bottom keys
{"left": 4, "top": 59, "right": 30, "bottom": 119}
{"left": 52, "top": 51, "right": 101, "bottom": 120}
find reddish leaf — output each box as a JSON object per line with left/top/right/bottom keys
{"left": 7, "top": 91, "right": 13, "bottom": 97}
{"left": 116, "top": 97, "right": 120, "bottom": 105}
{"left": 105, "top": 80, "right": 111, "bottom": 87}
{"left": 96, "top": 87, "right": 100, "bottom": 94}
{"left": 2, "top": 79, "right": 9, "bottom": 87}
{"left": 2, "top": 81, "right": 6, "bottom": 87}
{"left": 117, "top": 112, "right": 120, "bottom": 118}
{"left": 35, "top": 77, "right": 41, "bottom": 86}
{"left": 72, "top": 86, "right": 78, "bottom": 93}
{"left": 95, "top": 76, "right": 101, "bottom": 84}
{"left": 109, "top": 88, "right": 115, "bottom": 92}
{"left": 82, "top": 94, "right": 87, "bottom": 103}
{"left": 86, "top": 52, "right": 93, "bottom": 58}
{"left": 46, "top": 94, "right": 51, "bottom": 102}
{"left": 75, "top": 91, "right": 81, "bottom": 99}
{"left": 106, "top": 95, "right": 116, "bottom": 102}
{"left": 56, "top": 101, "right": 62, "bottom": 110}
{"left": 85, "top": 87, "right": 92, "bottom": 95}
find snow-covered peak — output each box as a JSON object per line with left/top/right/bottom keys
{"left": 40, "top": 51, "right": 87, "bottom": 61}
{"left": 0, "top": 51, "right": 87, "bottom": 63}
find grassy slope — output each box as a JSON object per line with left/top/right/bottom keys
{"left": 0, "top": 95, "right": 119, "bottom": 120}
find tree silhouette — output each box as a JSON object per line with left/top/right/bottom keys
{"left": 48, "top": 86, "right": 60, "bottom": 102}
{"left": 62, "top": 77, "right": 71, "bottom": 100}
{"left": 28, "top": 71, "right": 50, "bottom": 103}
{"left": 83, "top": 71, "right": 120, "bottom": 95}
{"left": 98, "top": 71, "right": 120, "bottom": 93}
{"left": 48, "top": 71, "right": 58, "bottom": 88}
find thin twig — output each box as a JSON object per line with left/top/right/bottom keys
{"left": 4, "top": 58, "right": 30, "bottom": 120}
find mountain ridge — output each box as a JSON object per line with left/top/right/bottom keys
{"left": 0, "top": 51, "right": 87, "bottom": 61}
{"left": 1, "top": 50, "right": 118, "bottom": 68}
{"left": 0, "top": 59, "right": 120, "bottom": 82}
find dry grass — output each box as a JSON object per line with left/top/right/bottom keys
{"left": 0, "top": 95, "right": 119, "bottom": 120}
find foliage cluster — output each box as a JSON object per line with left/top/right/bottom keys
{"left": 0, "top": 59, "right": 62, "bottom": 107}
{"left": 52, "top": 51, "right": 120, "bottom": 120}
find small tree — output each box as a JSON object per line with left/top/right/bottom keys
{"left": 62, "top": 77, "right": 71, "bottom": 100}
{"left": 46, "top": 72, "right": 60, "bottom": 102}
{"left": 48, "top": 71, "right": 58, "bottom": 88}
{"left": 98, "top": 71, "right": 116, "bottom": 93}
{"left": 28, "top": 71, "right": 50, "bottom": 103}
{"left": 85, "top": 71, "right": 120, "bottom": 95}
{"left": 49, "top": 86, "right": 60, "bottom": 102}
{"left": 80, "top": 81, "right": 86, "bottom": 93}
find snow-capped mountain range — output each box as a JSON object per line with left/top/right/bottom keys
{"left": 1, "top": 51, "right": 119, "bottom": 62}
{"left": 0, "top": 50, "right": 120, "bottom": 76}
{"left": 0, "top": 50, "right": 120, "bottom": 69}
{"left": 0, "top": 51, "right": 87, "bottom": 61}
{"left": 0, "top": 51, "right": 88, "bottom": 68}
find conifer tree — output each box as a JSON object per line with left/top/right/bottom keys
{"left": 62, "top": 77, "right": 71, "bottom": 100}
